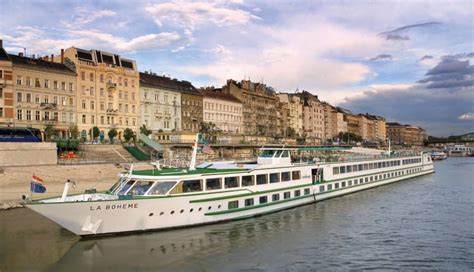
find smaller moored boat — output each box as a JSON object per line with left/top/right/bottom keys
{"left": 431, "top": 151, "right": 448, "bottom": 161}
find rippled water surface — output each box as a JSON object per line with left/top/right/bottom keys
{"left": 1, "top": 158, "right": 473, "bottom": 271}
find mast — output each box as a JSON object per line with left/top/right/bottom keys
{"left": 189, "top": 133, "right": 199, "bottom": 171}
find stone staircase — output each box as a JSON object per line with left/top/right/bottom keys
{"left": 60, "top": 144, "right": 137, "bottom": 164}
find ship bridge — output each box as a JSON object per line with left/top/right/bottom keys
{"left": 257, "top": 148, "right": 292, "bottom": 166}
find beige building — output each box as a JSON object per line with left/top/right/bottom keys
{"left": 139, "top": 72, "right": 183, "bottom": 132}
{"left": 277, "top": 93, "right": 303, "bottom": 136}
{"left": 5, "top": 49, "right": 77, "bottom": 138}
{"left": 336, "top": 108, "right": 348, "bottom": 135}
{"left": 296, "top": 91, "right": 325, "bottom": 141}
{"left": 181, "top": 88, "right": 203, "bottom": 133}
{"left": 201, "top": 88, "right": 242, "bottom": 134}
{"left": 0, "top": 40, "right": 14, "bottom": 126}
{"left": 386, "top": 122, "right": 427, "bottom": 146}
{"left": 322, "top": 102, "right": 337, "bottom": 141}
{"left": 57, "top": 47, "right": 139, "bottom": 140}
{"left": 222, "top": 79, "right": 279, "bottom": 136}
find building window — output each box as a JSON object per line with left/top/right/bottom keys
{"left": 35, "top": 78, "right": 40, "bottom": 87}
{"left": 91, "top": 101, "right": 95, "bottom": 110}
{"left": 69, "top": 82, "right": 74, "bottom": 91}
{"left": 26, "top": 93, "right": 31, "bottom": 103}
{"left": 61, "top": 82, "right": 66, "bottom": 90}
{"left": 26, "top": 77, "right": 31, "bottom": 86}
{"left": 82, "top": 115, "right": 86, "bottom": 123}
{"left": 53, "top": 81, "right": 58, "bottom": 90}
{"left": 0, "top": 88, "right": 2, "bottom": 98}
{"left": 81, "top": 71, "right": 85, "bottom": 80}
{"left": 16, "top": 92, "right": 22, "bottom": 102}
{"left": 100, "top": 74, "right": 104, "bottom": 83}
{"left": 35, "top": 111, "right": 40, "bottom": 121}
{"left": 0, "top": 108, "right": 3, "bottom": 117}
{"left": 82, "top": 100, "right": 86, "bottom": 109}
{"left": 90, "top": 73, "right": 94, "bottom": 82}
{"left": 17, "top": 110, "right": 22, "bottom": 120}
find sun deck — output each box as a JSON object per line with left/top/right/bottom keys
{"left": 130, "top": 167, "right": 249, "bottom": 177}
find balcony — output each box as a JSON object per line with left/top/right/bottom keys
{"left": 106, "top": 109, "right": 119, "bottom": 115}
{"left": 40, "top": 103, "right": 57, "bottom": 110}
{"left": 106, "top": 82, "right": 117, "bottom": 90}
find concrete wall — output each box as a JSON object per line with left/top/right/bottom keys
{"left": 0, "top": 142, "right": 57, "bottom": 166}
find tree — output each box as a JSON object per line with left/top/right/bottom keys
{"left": 108, "top": 128, "right": 118, "bottom": 144}
{"left": 140, "top": 124, "right": 152, "bottom": 136}
{"left": 69, "top": 124, "right": 79, "bottom": 139}
{"left": 44, "top": 123, "right": 56, "bottom": 142}
{"left": 89, "top": 126, "right": 100, "bottom": 141}
{"left": 286, "top": 127, "right": 296, "bottom": 138}
{"left": 199, "top": 122, "right": 221, "bottom": 142}
{"left": 123, "top": 128, "right": 134, "bottom": 143}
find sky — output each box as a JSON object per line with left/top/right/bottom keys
{"left": 0, "top": 0, "right": 473, "bottom": 136}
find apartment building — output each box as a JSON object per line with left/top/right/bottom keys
{"left": 386, "top": 122, "right": 427, "bottom": 146}
{"left": 139, "top": 72, "right": 188, "bottom": 132}
{"left": 0, "top": 40, "right": 13, "bottom": 126}
{"left": 201, "top": 88, "right": 242, "bottom": 134}
{"left": 296, "top": 91, "right": 325, "bottom": 141}
{"left": 2, "top": 47, "right": 77, "bottom": 138}
{"left": 322, "top": 102, "right": 337, "bottom": 141}
{"left": 223, "top": 79, "right": 279, "bottom": 136}
{"left": 58, "top": 47, "right": 139, "bottom": 140}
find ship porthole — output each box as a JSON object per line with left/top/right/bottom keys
{"left": 170, "top": 211, "right": 175, "bottom": 215}
{"left": 190, "top": 208, "right": 194, "bottom": 212}
{"left": 160, "top": 212, "right": 164, "bottom": 216}
{"left": 149, "top": 213, "right": 154, "bottom": 217}
{"left": 208, "top": 206, "right": 212, "bottom": 210}
{"left": 180, "top": 209, "right": 184, "bottom": 213}
{"left": 198, "top": 207, "right": 202, "bottom": 211}
{"left": 218, "top": 205, "right": 221, "bottom": 209}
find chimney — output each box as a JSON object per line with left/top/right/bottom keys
{"left": 0, "top": 39, "right": 3, "bottom": 48}
{"left": 51, "top": 54, "right": 54, "bottom": 63}
{"left": 61, "top": 49, "right": 64, "bottom": 63}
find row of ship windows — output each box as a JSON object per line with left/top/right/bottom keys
{"left": 333, "top": 158, "right": 421, "bottom": 175}
{"left": 170, "top": 171, "right": 303, "bottom": 194}
{"left": 322, "top": 167, "right": 423, "bottom": 192}
{"left": 149, "top": 188, "right": 312, "bottom": 216}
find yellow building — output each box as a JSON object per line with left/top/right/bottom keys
{"left": 322, "top": 102, "right": 337, "bottom": 141}
{"left": 57, "top": 47, "right": 139, "bottom": 141}
{"left": 2, "top": 45, "right": 77, "bottom": 138}
{"left": 0, "top": 40, "right": 14, "bottom": 126}
{"left": 386, "top": 122, "right": 426, "bottom": 146}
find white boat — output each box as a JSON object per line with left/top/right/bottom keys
{"left": 431, "top": 151, "right": 448, "bottom": 160}
{"left": 25, "top": 141, "right": 435, "bottom": 236}
{"left": 447, "top": 145, "right": 471, "bottom": 157}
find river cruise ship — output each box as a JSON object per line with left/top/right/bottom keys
{"left": 26, "top": 145, "right": 434, "bottom": 236}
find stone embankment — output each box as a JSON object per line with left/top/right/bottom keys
{"left": 0, "top": 162, "right": 151, "bottom": 209}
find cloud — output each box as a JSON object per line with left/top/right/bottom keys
{"left": 385, "top": 34, "right": 409, "bottom": 41}
{"left": 417, "top": 58, "right": 474, "bottom": 89}
{"left": 145, "top": 1, "right": 259, "bottom": 30}
{"left": 420, "top": 55, "right": 433, "bottom": 61}
{"left": 341, "top": 56, "right": 474, "bottom": 136}
{"left": 3, "top": 26, "right": 182, "bottom": 54}
{"left": 370, "top": 54, "right": 393, "bottom": 61}
{"left": 443, "top": 52, "right": 474, "bottom": 60}
{"left": 62, "top": 8, "right": 117, "bottom": 28}
{"left": 379, "top": 22, "right": 442, "bottom": 36}
{"left": 458, "top": 113, "right": 474, "bottom": 121}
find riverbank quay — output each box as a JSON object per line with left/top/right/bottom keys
{"left": 0, "top": 163, "right": 151, "bottom": 209}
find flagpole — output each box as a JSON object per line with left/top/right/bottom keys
{"left": 30, "top": 173, "right": 34, "bottom": 201}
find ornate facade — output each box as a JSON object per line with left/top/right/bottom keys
{"left": 0, "top": 40, "right": 14, "bottom": 126}
{"left": 223, "top": 79, "right": 278, "bottom": 136}
{"left": 59, "top": 47, "right": 139, "bottom": 140}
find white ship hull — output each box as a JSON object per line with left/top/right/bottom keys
{"left": 27, "top": 160, "right": 434, "bottom": 236}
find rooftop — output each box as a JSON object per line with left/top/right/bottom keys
{"left": 139, "top": 72, "right": 200, "bottom": 94}
{"left": 200, "top": 89, "right": 242, "bottom": 103}
{"left": 8, "top": 54, "right": 76, "bottom": 74}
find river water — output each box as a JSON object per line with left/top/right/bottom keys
{"left": 1, "top": 158, "right": 473, "bottom": 271}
